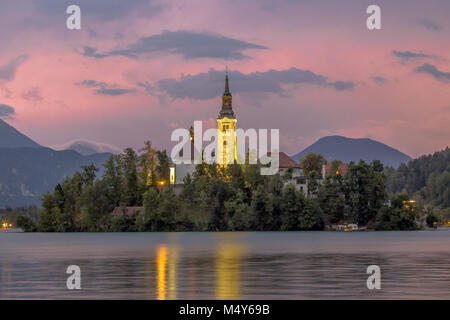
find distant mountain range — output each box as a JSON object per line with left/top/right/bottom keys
{"left": 0, "top": 119, "right": 111, "bottom": 207}
{"left": 292, "top": 136, "right": 412, "bottom": 168}
{"left": 54, "top": 139, "right": 122, "bottom": 156}
{"left": 0, "top": 118, "right": 41, "bottom": 148}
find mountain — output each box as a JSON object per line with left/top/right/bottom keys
{"left": 292, "top": 136, "right": 412, "bottom": 168}
{"left": 0, "top": 147, "right": 111, "bottom": 207}
{"left": 54, "top": 139, "right": 122, "bottom": 156}
{"left": 0, "top": 119, "right": 41, "bottom": 148}
{"left": 0, "top": 120, "right": 111, "bottom": 207}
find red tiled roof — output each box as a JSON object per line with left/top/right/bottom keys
{"left": 260, "top": 152, "right": 302, "bottom": 168}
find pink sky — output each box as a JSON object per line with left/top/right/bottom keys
{"left": 0, "top": 0, "right": 449, "bottom": 158}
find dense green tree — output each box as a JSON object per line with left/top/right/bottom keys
{"left": 122, "top": 148, "right": 140, "bottom": 206}
{"left": 280, "top": 184, "right": 305, "bottom": 230}
{"left": 16, "top": 215, "right": 37, "bottom": 232}
{"left": 251, "top": 185, "right": 272, "bottom": 230}
{"left": 318, "top": 174, "right": 345, "bottom": 223}
{"left": 343, "top": 160, "right": 387, "bottom": 225}
{"left": 103, "top": 155, "right": 124, "bottom": 207}
{"left": 375, "top": 192, "right": 418, "bottom": 230}
{"left": 298, "top": 199, "right": 324, "bottom": 230}
{"left": 300, "top": 153, "right": 326, "bottom": 175}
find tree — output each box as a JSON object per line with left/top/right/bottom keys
{"left": 280, "top": 184, "right": 305, "bottom": 230}
{"left": 143, "top": 188, "right": 160, "bottom": 230}
{"left": 122, "top": 148, "right": 140, "bottom": 206}
{"left": 81, "top": 164, "right": 99, "bottom": 186}
{"left": 298, "top": 199, "right": 324, "bottom": 230}
{"left": 77, "top": 180, "right": 111, "bottom": 231}
{"left": 139, "top": 141, "right": 159, "bottom": 188}
{"left": 16, "top": 215, "right": 37, "bottom": 232}
{"left": 307, "top": 170, "right": 319, "bottom": 197}
{"left": 251, "top": 185, "right": 272, "bottom": 230}
{"left": 375, "top": 192, "right": 418, "bottom": 230}
{"left": 343, "top": 160, "right": 387, "bottom": 225}
{"left": 318, "top": 174, "right": 345, "bottom": 223}
{"left": 156, "top": 150, "right": 170, "bottom": 184}
{"left": 224, "top": 189, "right": 252, "bottom": 231}
{"left": 300, "top": 153, "right": 326, "bottom": 175}
{"left": 103, "top": 154, "right": 123, "bottom": 207}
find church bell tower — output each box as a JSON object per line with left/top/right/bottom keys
{"left": 217, "top": 70, "right": 237, "bottom": 165}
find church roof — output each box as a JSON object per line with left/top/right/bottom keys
{"left": 218, "top": 71, "right": 236, "bottom": 119}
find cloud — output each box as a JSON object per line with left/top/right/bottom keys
{"left": 83, "top": 30, "right": 268, "bottom": 60}
{"left": 371, "top": 76, "right": 386, "bottom": 84}
{"left": 327, "top": 80, "right": 355, "bottom": 91}
{"left": 137, "top": 81, "right": 168, "bottom": 106}
{"left": 414, "top": 63, "right": 450, "bottom": 82}
{"left": 53, "top": 139, "right": 122, "bottom": 155}
{"left": 0, "top": 104, "right": 15, "bottom": 119}
{"left": 392, "top": 50, "right": 436, "bottom": 63}
{"left": 96, "top": 88, "right": 136, "bottom": 96}
{"left": 21, "top": 87, "right": 44, "bottom": 103}
{"left": 76, "top": 79, "right": 136, "bottom": 96}
{"left": 33, "top": 0, "right": 164, "bottom": 22}
{"left": 0, "top": 54, "right": 28, "bottom": 81}
{"left": 77, "top": 80, "right": 108, "bottom": 88}
{"left": 81, "top": 47, "right": 109, "bottom": 59}
{"left": 155, "top": 67, "right": 355, "bottom": 100}
{"left": 418, "top": 18, "right": 443, "bottom": 32}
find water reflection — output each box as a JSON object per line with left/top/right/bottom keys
{"left": 1, "top": 232, "right": 450, "bottom": 299}
{"left": 156, "top": 246, "right": 167, "bottom": 300}
{"left": 155, "top": 245, "right": 179, "bottom": 300}
{"left": 215, "top": 242, "right": 245, "bottom": 300}
{"left": 168, "top": 246, "right": 178, "bottom": 300}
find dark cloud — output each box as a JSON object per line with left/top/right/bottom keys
{"left": 327, "top": 80, "right": 355, "bottom": 91}
{"left": 96, "top": 88, "right": 136, "bottom": 96}
{"left": 371, "top": 76, "right": 386, "bottom": 84}
{"left": 33, "top": 0, "right": 164, "bottom": 22}
{"left": 83, "top": 31, "right": 267, "bottom": 60}
{"left": 418, "top": 18, "right": 443, "bottom": 32}
{"left": 76, "top": 79, "right": 136, "bottom": 96}
{"left": 0, "top": 55, "right": 28, "bottom": 81}
{"left": 414, "top": 63, "right": 450, "bottom": 82}
{"left": 0, "top": 104, "right": 15, "bottom": 118}
{"left": 392, "top": 50, "right": 436, "bottom": 63}
{"left": 156, "top": 67, "right": 355, "bottom": 100}
{"left": 77, "top": 80, "right": 108, "bottom": 88}
{"left": 81, "top": 47, "right": 109, "bottom": 59}
{"left": 21, "top": 87, "right": 43, "bottom": 103}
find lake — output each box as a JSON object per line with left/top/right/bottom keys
{"left": 1, "top": 231, "right": 450, "bottom": 299}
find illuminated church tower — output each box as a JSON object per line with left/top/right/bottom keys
{"left": 217, "top": 71, "right": 237, "bottom": 165}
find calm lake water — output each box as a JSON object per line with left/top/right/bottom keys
{"left": 1, "top": 231, "right": 450, "bottom": 299}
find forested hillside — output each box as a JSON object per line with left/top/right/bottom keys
{"left": 385, "top": 148, "right": 449, "bottom": 217}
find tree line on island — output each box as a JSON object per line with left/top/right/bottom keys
{"left": 6, "top": 143, "right": 449, "bottom": 232}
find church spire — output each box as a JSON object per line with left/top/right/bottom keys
{"left": 218, "top": 69, "right": 235, "bottom": 119}
{"left": 224, "top": 66, "right": 230, "bottom": 94}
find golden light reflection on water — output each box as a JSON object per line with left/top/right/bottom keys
{"left": 156, "top": 246, "right": 167, "bottom": 300}
{"left": 156, "top": 245, "right": 178, "bottom": 300}
{"left": 168, "top": 246, "right": 178, "bottom": 300}
{"left": 215, "top": 242, "right": 244, "bottom": 300}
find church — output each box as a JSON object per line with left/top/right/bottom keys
{"left": 170, "top": 71, "right": 238, "bottom": 185}
{"left": 168, "top": 71, "right": 326, "bottom": 197}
